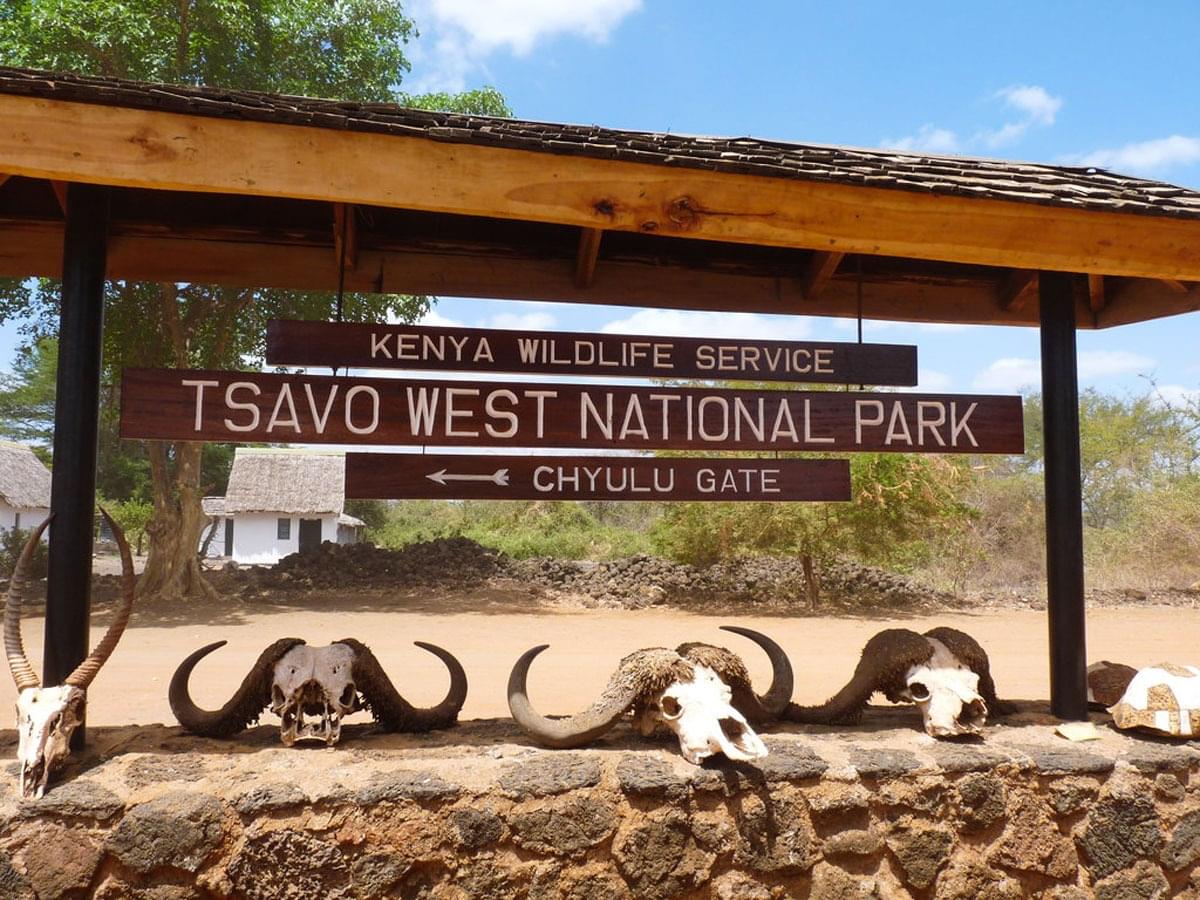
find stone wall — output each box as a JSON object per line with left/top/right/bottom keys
{"left": 2, "top": 714, "right": 1200, "bottom": 898}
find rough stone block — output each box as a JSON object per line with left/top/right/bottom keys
{"left": 450, "top": 806, "right": 504, "bottom": 849}
{"left": 232, "top": 781, "right": 309, "bottom": 814}
{"left": 1079, "top": 791, "right": 1164, "bottom": 879}
{"left": 822, "top": 829, "right": 883, "bottom": 858}
{"left": 354, "top": 769, "right": 460, "bottom": 804}
{"left": 886, "top": 823, "right": 954, "bottom": 890}
{"left": 21, "top": 780, "right": 124, "bottom": 820}
{"left": 350, "top": 852, "right": 411, "bottom": 898}
{"left": 613, "top": 811, "right": 713, "bottom": 898}
{"left": 616, "top": 755, "right": 688, "bottom": 799}
{"left": 989, "top": 792, "right": 1078, "bottom": 879}
{"left": 107, "top": 792, "right": 226, "bottom": 874}
{"left": 18, "top": 822, "right": 102, "bottom": 898}
{"left": 227, "top": 829, "right": 350, "bottom": 899}
{"left": 1047, "top": 777, "right": 1100, "bottom": 816}
{"left": 933, "top": 861, "right": 1024, "bottom": 900}
{"left": 850, "top": 747, "right": 923, "bottom": 779}
{"left": 1161, "top": 808, "right": 1200, "bottom": 871}
{"left": 1153, "top": 773, "right": 1186, "bottom": 802}
{"left": 809, "top": 862, "right": 880, "bottom": 899}
{"left": 508, "top": 795, "right": 616, "bottom": 856}
{"left": 955, "top": 772, "right": 1007, "bottom": 832}
{"left": 498, "top": 754, "right": 602, "bottom": 798}
{"left": 732, "top": 788, "right": 818, "bottom": 874}
{"left": 758, "top": 739, "right": 829, "bottom": 782}
{"left": 1093, "top": 859, "right": 1171, "bottom": 900}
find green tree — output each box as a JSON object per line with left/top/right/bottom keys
{"left": 0, "top": 336, "right": 56, "bottom": 445}
{"left": 0, "top": 1, "right": 510, "bottom": 601}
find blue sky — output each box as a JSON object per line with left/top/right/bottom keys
{"left": 3, "top": 1, "right": 1198, "bottom": 405}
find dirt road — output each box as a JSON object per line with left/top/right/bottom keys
{"left": 3, "top": 584, "right": 1196, "bottom": 727}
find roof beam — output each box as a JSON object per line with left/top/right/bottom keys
{"left": 1, "top": 94, "right": 1199, "bottom": 282}
{"left": 50, "top": 180, "right": 69, "bottom": 216}
{"left": 799, "top": 250, "right": 844, "bottom": 302}
{"left": 573, "top": 227, "right": 603, "bottom": 289}
{"left": 1159, "top": 278, "right": 1190, "bottom": 294}
{"left": 333, "top": 202, "right": 358, "bottom": 272}
{"left": 1087, "top": 274, "right": 1106, "bottom": 313}
{"left": 999, "top": 269, "right": 1039, "bottom": 312}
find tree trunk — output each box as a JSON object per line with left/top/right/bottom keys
{"left": 139, "top": 439, "right": 218, "bottom": 602}
{"left": 801, "top": 552, "right": 821, "bottom": 610}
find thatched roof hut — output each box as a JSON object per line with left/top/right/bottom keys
{"left": 0, "top": 442, "right": 51, "bottom": 510}
{"left": 223, "top": 448, "right": 346, "bottom": 516}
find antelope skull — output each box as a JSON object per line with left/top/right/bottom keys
{"left": 169, "top": 637, "right": 467, "bottom": 743}
{"left": 898, "top": 637, "right": 987, "bottom": 738}
{"left": 6, "top": 511, "right": 137, "bottom": 798}
{"left": 508, "top": 627, "right": 792, "bottom": 765}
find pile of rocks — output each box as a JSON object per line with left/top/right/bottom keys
{"left": 226, "top": 538, "right": 506, "bottom": 593}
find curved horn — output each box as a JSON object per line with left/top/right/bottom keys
{"left": 507, "top": 645, "right": 637, "bottom": 748}
{"left": 169, "top": 638, "right": 306, "bottom": 737}
{"left": 720, "top": 625, "right": 794, "bottom": 720}
{"left": 340, "top": 638, "right": 467, "bottom": 732}
{"left": 4, "top": 515, "right": 52, "bottom": 691}
{"left": 64, "top": 508, "right": 136, "bottom": 689}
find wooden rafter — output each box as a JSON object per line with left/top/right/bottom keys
{"left": 1159, "top": 278, "right": 1190, "bottom": 294}
{"left": 573, "top": 227, "right": 603, "bottom": 289}
{"left": 799, "top": 250, "right": 844, "bottom": 302}
{"left": 50, "top": 179, "right": 68, "bottom": 216}
{"left": 999, "top": 269, "right": 1039, "bottom": 312}
{"left": 333, "top": 202, "right": 358, "bottom": 272}
{"left": 1087, "top": 274, "right": 1106, "bottom": 313}
{"left": 2, "top": 94, "right": 1200, "bottom": 282}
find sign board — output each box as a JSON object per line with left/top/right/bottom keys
{"left": 266, "top": 320, "right": 919, "bottom": 386}
{"left": 345, "top": 454, "right": 851, "bottom": 502}
{"left": 120, "top": 368, "right": 1024, "bottom": 454}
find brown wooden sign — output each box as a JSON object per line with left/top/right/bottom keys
{"left": 120, "top": 368, "right": 1024, "bottom": 454}
{"left": 345, "top": 454, "right": 851, "bottom": 502}
{"left": 266, "top": 319, "right": 918, "bottom": 386}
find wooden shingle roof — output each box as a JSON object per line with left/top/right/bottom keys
{"left": 1, "top": 66, "right": 1197, "bottom": 222}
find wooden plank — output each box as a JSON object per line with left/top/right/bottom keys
{"left": 1159, "top": 278, "right": 1189, "bottom": 294}
{"left": 119, "top": 368, "right": 1025, "bottom": 454}
{"left": 265, "top": 320, "right": 920, "bottom": 386}
{"left": 8, "top": 220, "right": 1198, "bottom": 329}
{"left": 50, "top": 180, "right": 69, "bottom": 216}
{"left": 333, "top": 202, "right": 357, "bottom": 271}
{"left": 799, "top": 250, "right": 844, "bottom": 302}
{"left": 999, "top": 269, "right": 1039, "bottom": 312}
{"left": 574, "top": 227, "right": 603, "bottom": 289}
{"left": 1088, "top": 274, "right": 1106, "bottom": 313}
{"left": 2, "top": 94, "right": 1199, "bottom": 282}
{"left": 345, "top": 453, "right": 851, "bottom": 502}
{"left": 0, "top": 174, "right": 9, "bottom": 190}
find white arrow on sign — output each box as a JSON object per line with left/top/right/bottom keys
{"left": 426, "top": 468, "right": 511, "bottom": 487}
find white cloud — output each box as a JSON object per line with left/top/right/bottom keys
{"left": 973, "top": 357, "right": 1042, "bottom": 393}
{"left": 973, "top": 350, "right": 1155, "bottom": 393}
{"left": 409, "top": 0, "right": 642, "bottom": 92}
{"left": 980, "top": 85, "right": 1062, "bottom": 148}
{"left": 885, "top": 84, "right": 1061, "bottom": 155}
{"left": 416, "top": 309, "right": 467, "bottom": 328}
{"left": 1151, "top": 384, "right": 1200, "bottom": 409}
{"left": 882, "top": 125, "right": 961, "bottom": 155}
{"left": 600, "top": 309, "right": 813, "bottom": 341}
{"left": 1073, "top": 135, "right": 1200, "bottom": 175}
{"left": 487, "top": 311, "right": 557, "bottom": 330}
{"left": 918, "top": 368, "right": 953, "bottom": 392}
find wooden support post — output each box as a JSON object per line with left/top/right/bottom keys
{"left": 1039, "top": 271, "right": 1088, "bottom": 720}
{"left": 1087, "top": 274, "right": 1106, "bottom": 313}
{"left": 799, "top": 250, "right": 844, "bottom": 302}
{"left": 50, "top": 180, "right": 70, "bottom": 217}
{"left": 333, "top": 202, "right": 358, "bottom": 271}
{"left": 574, "top": 227, "right": 603, "bottom": 289}
{"left": 999, "top": 269, "right": 1039, "bottom": 312}
{"left": 44, "top": 183, "right": 109, "bottom": 747}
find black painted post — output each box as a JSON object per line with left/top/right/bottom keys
{"left": 1039, "top": 271, "right": 1088, "bottom": 720}
{"left": 44, "top": 183, "right": 109, "bottom": 746}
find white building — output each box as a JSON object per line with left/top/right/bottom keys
{"left": 201, "top": 449, "right": 365, "bottom": 565}
{"left": 0, "top": 442, "right": 51, "bottom": 535}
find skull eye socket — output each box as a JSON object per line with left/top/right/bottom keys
{"left": 908, "top": 681, "right": 931, "bottom": 701}
{"left": 660, "top": 696, "right": 682, "bottom": 718}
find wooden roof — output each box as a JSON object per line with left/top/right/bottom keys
{"left": 1, "top": 67, "right": 1198, "bottom": 328}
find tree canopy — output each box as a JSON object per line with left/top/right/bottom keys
{"left": 0, "top": 0, "right": 511, "bottom": 600}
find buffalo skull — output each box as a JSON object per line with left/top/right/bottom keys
{"left": 169, "top": 637, "right": 467, "bottom": 743}
{"left": 508, "top": 627, "right": 792, "bottom": 765}
{"left": 896, "top": 636, "right": 988, "bottom": 738}
{"left": 6, "top": 511, "right": 137, "bottom": 797}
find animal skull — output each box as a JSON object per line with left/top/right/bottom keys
{"left": 270, "top": 643, "right": 359, "bottom": 745}
{"left": 508, "top": 628, "right": 791, "bottom": 765}
{"left": 169, "top": 638, "right": 467, "bottom": 743}
{"left": 6, "top": 511, "right": 137, "bottom": 797}
{"left": 1109, "top": 663, "right": 1200, "bottom": 737}
{"left": 634, "top": 664, "right": 767, "bottom": 764}
{"left": 898, "top": 638, "right": 988, "bottom": 737}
